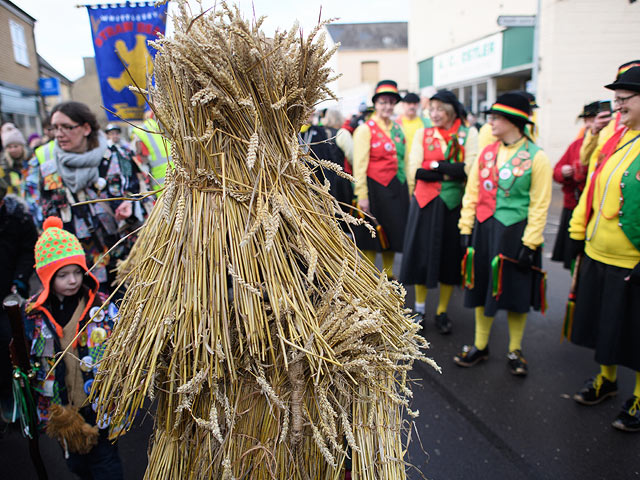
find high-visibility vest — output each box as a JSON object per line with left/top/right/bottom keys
{"left": 134, "top": 118, "right": 171, "bottom": 189}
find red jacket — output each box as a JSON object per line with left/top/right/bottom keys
{"left": 553, "top": 137, "right": 587, "bottom": 209}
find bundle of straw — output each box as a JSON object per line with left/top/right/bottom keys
{"left": 93, "top": 2, "right": 438, "bottom": 478}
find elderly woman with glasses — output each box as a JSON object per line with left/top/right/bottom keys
{"left": 567, "top": 65, "right": 640, "bottom": 433}
{"left": 352, "top": 80, "right": 409, "bottom": 278}
{"left": 32, "top": 101, "right": 145, "bottom": 290}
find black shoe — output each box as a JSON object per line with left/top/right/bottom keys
{"left": 573, "top": 375, "right": 618, "bottom": 405}
{"left": 454, "top": 345, "right": 489, "bottom": 367}
{"left": 612, "top": 396, "right": 640, "bottom": 432}
{"left": 434, "top": 312, "right": 452, "bottom": 334}
{"left": 507, "top": 350, "right": 528, "bottom": 377}
{"left": 412, "top": 311, "right": 425, "bottom": 324}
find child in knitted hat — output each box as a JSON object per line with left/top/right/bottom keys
{"left": 22, "top": 216, "right": 123, "bottom": 478}
{"left": 0, "top": 124, "right": 28, "bottom": 195}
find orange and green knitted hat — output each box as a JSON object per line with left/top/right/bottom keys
{"left": 33, "top": 216, "right": 96, "bottom": 308}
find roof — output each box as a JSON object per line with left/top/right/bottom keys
{"left": 38, "top": 55, "right": 72, "bottom": 85}
{"left": 1, "top": 0, "right": 36, "bottom": 24}
{"left": 326, "top": 22, "right": 408, "bottom": 50}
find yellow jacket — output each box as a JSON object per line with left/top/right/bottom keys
{"left": 407, "top": 125, "right": 479, "bottom": 195}
{"left": 569, "top": 128, "right": 640, "bottom": 269}
{"left": 459, "top": 137, "right": 552, "bottom": 249}
{"left": 398, "top": 115, "right": 424, "bottom": 177}
{"left": 353, "top": 113, "right": 395, "bottom": 201}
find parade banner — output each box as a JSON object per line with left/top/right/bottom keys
{"left": 86, "top": 2, "right": 168, "bottom": 121}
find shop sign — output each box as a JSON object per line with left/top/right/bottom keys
{"left": 433, "top": 33, "right": 503, "bottom": 86}
{"left": 39, "top": 77, "right": 60, "bottom": 97}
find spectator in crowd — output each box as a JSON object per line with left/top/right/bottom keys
{"left": 567, "top": 65, "right": 640, "bottom": 432}
{"left": 32, "top": 101, "right": 145, "bottom": 290}
{"left": 28, "top": 133, "right": 43, "bottom": 150}
{"left": 0, "top": 175, "right": 38, "bottom": 423}
{"left": 551, "top": 101, "right": 598, "bottom": 269}
{"left": 23, "top": 216, "right": 124, "bottom": 477}
{"left": 400, "top": 90, "right": 479, "bottom": 333}
{"left": 131, "top": 111, "right": 171, "bottom": 190}
{"left": 352, "top": 80, "right": 409, "bottom": 278}
{"left": 397, "top": 92, "right": 425, "bottom": 178}
{"left": 1, "top": 123, "right": 29, "bottom": 195}
{"left": 454, "top": 93, "right": 552, "bottom": 377}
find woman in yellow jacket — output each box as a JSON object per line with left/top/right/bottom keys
{"left": 352, "top": 80, "right": 409, "bottom": 277}
{"left": 454, "top": 93, "right": 552, "bottom": 376}
{"left": 567, "top": 65, "right": 640, "bottom": 432}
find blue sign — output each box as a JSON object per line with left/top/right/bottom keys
{"left": 39, "top": 77, "right": 60, "bottom": 96}
{"left": 86, "top": 2, "right": 168, "bottom": 121}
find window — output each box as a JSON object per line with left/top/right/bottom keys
{"left": 9, "top": 20, "right": 30, "bottom": 67}
{"left": 361, "top": 61, "right": 379, "bottom": 84}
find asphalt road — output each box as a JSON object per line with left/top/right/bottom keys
{"left": 1, "top": 186, "right": 639, "bottom": 479}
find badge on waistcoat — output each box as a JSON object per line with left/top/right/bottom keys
{"left": 511, "top": 158, "right": 521, "bottom": 166}
{"left": 384, "top": 142, "right": 393, "bottom": 152}
{"left": 480, "top": 168, "right": 490, "bottom": 179}
{"left": 499, "top": 169, "right": 512, "bottom": 180}
{"left": 484, "top": 152, "right": 494, "bottom": 161}
{"left": 518, "top": 151, "right": 530, "bottom": 160}
{"left": 483, "top": 179, "right": 494, "bottom": 191}
{"left": 513, "top": 167, "right": 524, "bottom": 177}
{"left": 522, "top": 159, "right": 532, "bottom": 170}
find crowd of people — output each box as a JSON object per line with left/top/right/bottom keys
{"left": 0, "top": 101, "right": 171, "bottom": 478}
{"left": 303, "top": 63, "right": 640, "bottom": 435}
{"left": 0, "top": 60, "right": 639, "bottom": 479}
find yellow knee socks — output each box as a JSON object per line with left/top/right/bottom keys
{"left": 600, "top": 365, "right": 618, "bottom": 382}
{"left": 474, "top": 307, "right": 494, "bottom": 350}
{"left": 381, "top": 251, "right": 395, "bottom": 277}
{"left": 415, "top": 284, "right": 428, "bottom": 313}
{"left": 507, "top": 311, "right": 527, "bottom": 352}
{"left": 436, "top": 284, "right": 454, "bottom": 315}
{"left": 363, "top": 250, "right": 377, "bottom": 265}
{"left": 635, "top": 372, "right": 640, "bottom": 398}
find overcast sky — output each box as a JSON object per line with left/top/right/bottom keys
{"left": 12, "top": 0, "right": 409, "bottom": 81}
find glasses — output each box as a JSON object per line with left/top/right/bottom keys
{"left": 51, "top": 124, "right": 81, "bottom": 133}
{"left": 614, "top": 93, "right": 639, "bottom": 105}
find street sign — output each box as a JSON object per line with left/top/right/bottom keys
{"left": 497, "top": 15, "right": 536, "bottom": 27}
{"left": 38, "top": 77, "right": 60, "bottom": 96}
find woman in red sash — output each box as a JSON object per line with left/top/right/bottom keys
{"left": 353, "top": 80, "right": 409, "bottom": 277}
{"left": 399, "top": 90, "right": 478, "bottom": 333}
{"left": 567, "top": 66, "right": 640, "bottom": 432}
{"left": 453, "top": 93, "right": 552, "bottom": 377}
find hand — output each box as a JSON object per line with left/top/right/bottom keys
{"left": 516, "top": 245, "right": 536, "bottom": 271}
{"left": 115, "top": 201, "right": 133, "bottom": 221}
{"left": 625, "top": 262, "right": 640, "bottom": 284}
{"left": 591, "top": 111, "right": 612, "bottom": 135}
{"left": 436, "top": 161, "right": 466, "bottom": 179}
{"left": 460, "top": 234, "right": 471, "bottom": 250}
{"left": 561, "top": 165, "right": 574, "bottom": 178}
{"left": 570, "top": 239, "right": 585, "bottom": 259}
{"left": 415, "top": 168, "right": 445, "bottom": 182}
{"left": 358, "top": 198, "right": 370, "bottom": 215}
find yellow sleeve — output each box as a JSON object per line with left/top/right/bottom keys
{"left": 352, "top": 124, "right": 371, "bottom": 201}
{"left": 458, "top": 154, "right": 480, "bottom": 235}
{"left": 408, "top": 127, "right": 425, "bottom": 195}
{"left": 579, "top": 130, "right": 599, "bottom": 167}
{"left": 463, "top": 127, "right": 479, "bottom": 175}
{"left": 569, "top": 140, "right": 604, "bottom": 241}
{"left": 336, "top": 128, "right": 353, "bottom": 166}
{"left": 477, "top": 123, "right": 496, "bottom": 152}
{"left": 522, "top": 149, "right": 553, "bottom": 249}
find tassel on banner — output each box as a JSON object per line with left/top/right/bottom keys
{"left": 461, "top": 246, "right": 475, "bottom": 289}
{"left": 491, "top": 254, "right": 504, "bottom": 299}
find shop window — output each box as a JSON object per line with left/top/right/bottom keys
{"left": 361, "top": 61, "right": 379, "bottom": 84}
{"left": 9, "top": 20, "right": 30, "bottom": 67}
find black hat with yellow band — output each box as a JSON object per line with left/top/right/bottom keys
{"left": 372, "top": 80, "right": 402, "bottom": 104}
{"left": 605, "top": 65, "right": 640, "bottom": 93}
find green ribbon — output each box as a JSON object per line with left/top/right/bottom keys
{"left": 491, "top": 255, "right": 502, "bottom": 297}
{"left": 11, "top": 367, "right": 39, "bottom": 439}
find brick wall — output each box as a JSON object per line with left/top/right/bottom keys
{"left": 0, "top": 4, "right": 38, "bottom": 90}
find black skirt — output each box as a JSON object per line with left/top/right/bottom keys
{"left": 399, "top": 196, "right": 463, "bottom": 287}
{"left": 353, "top": 177, "right": 409, "bottom": 252}
{"left": 551, "top": 207, "right": 574, "bottom": 270}
{"left": 463, "top": 217, "right": 544, "bottom": 317}
{"left": 570, "top": 254, "right": 640, "bottom": 371}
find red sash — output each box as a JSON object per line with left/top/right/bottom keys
{"left": 476, "top": 142, "right": 502, "bottom": 223}
{"left": 583, "top": 127, "right": 628, "bottom": 228}
{"left": 366, "top": 120, "right": 398, "bottom": 186}
{"left": 413, "top": 119, "right": 462, "bottom": 208}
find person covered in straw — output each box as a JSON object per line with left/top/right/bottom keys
{"left": 454, "top": 92, "right": 552, "bottom": 377}
{"left": 400, "top": 90, "right": 478, "bottom": 333}
{"left": 352, "top": 80, "right": 409, "bottom": 278}
{"left": 566, "top": 65, "right": 640, "bottom": 432}
{"left": 32, "top": 101, "right": 145, "bottom": 289}
{"left": 21, "top": 216, "right": 123, "bottom": 478}
{"left": 550, "top": 101, "right": 598, "bottom": 270}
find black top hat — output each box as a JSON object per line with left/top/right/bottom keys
{"left": 520, "top": 91, "right": 538, "bottom": 109}
{"left": 605, "top": 66, "right": 640, "bottom": 93}
{"left": 430, "top": 89, "right": 466, "bottom": 120}
{"left": 485, "top": 93, "right": 533, "bottom": 129}
{"left": 372, "top": 80, "right": 402, "bottom": 104}
{"left": 403, "top": 92, "right": 420, "bottom": 103}
{"left": 578, "top": 101, "right": 600, "bottom": 118}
